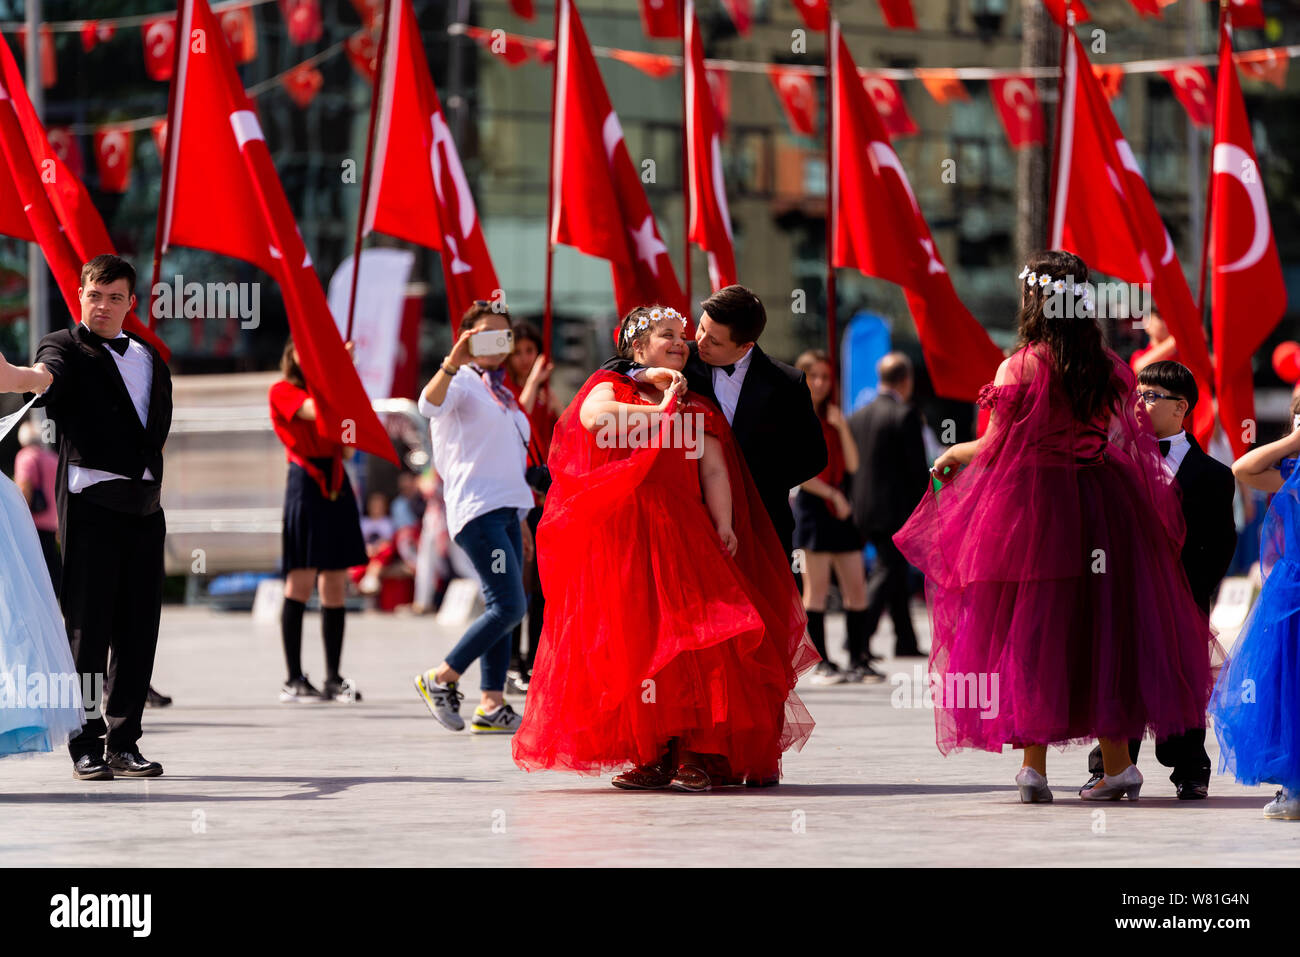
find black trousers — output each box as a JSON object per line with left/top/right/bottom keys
{"left": 860, "top": 530, "right": 919, "bottom": 657}
{"left": 61, "top": 495, "right": 166, "bottom": 761}
{"left": 1086, "top": 730, "right": 1211, "bottom": 788}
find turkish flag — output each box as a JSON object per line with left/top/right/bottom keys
{"left": 365, "top": 0, "right": 501, "bottom": 326}
{"left": 552, "top": 0, "right": 684, "bottom": 316}
{"left": 1160, "top": 65, "right": 1214, "bottom": 127}
{"left": 282, "top": 63, "right": 324, "bottom": 108}
{"left": 464, "top": 26, "right": 535, "bottom": 68}
{"left": 161, "top": 0, "right": 395, "bottom": 463}
{"left": 220, "top": 5, "right": 258, "bottom": 64}
{"left": 720, "top": 0, "right": 753, "bottom": 36}
{"left": 832, "top": 24, "right": 1000, "bottom": 402}
{"left": 0, "top": 37, "right": 167, "bottom": 356}
{"left": 93, "top": 127, "right": 133, "bottom": 194}
{"left": 1235, "top": 48, "right": 1288, "bottom": 89}
{"left": 141, "top": 14, "right": 177, "bottom": 81}
{"left": 706, "top": 68, "right": 730, "bottom": 138}
{"left": 1225, "top": 0, "right": 1266, "bottom": 29}
{"left": 81, "top": 21, "right": 116, "bottom": 54}
{"left": 859, "top": 73, "right": 917, "bottom": 139}
{"left": 510, "top": 0, "right": 537, "bottom": 19}
{"left": 1127, "top": 0, "right": 1162, "bottom": 16}
{"left": 638, "top": 0, "right": 681, "bottom": 39}
{"left": 16, "top": 26, "right": 56, "bottom": 88}
{"left": 877, "top": 0, "right": 917, "bottom": 28}
{"left": 349, "top": 0, "right": 385, "bottom": 30}
{"left": 686, "top": 0, "right": 736, "bottom": 292}
{"left": 1052, "top": 31, "right": 1216, "bottom": 447}
{"left": 46, "top": 126, "right": 85, "bottom": 179}
{"left": 768, "top": 66, "right": 818, "bottom": 136}
{"left": 280, "top": 0, "right": 324, "bottom": 45}
{"left": 1210, "top": 19, "right": 1286, "bottom": 457}
{"left": 1041, "top": 0, "right": 1090, "bottom": 24}
{"left": 345, "top": 29, "right": 379, "bottom": 81}
{"left": 989, "top": 76, "right": 1044, "bottom": 148}
{"left": 792, "top": 0, "right": 828, "bottom": 31}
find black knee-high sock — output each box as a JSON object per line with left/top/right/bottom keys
{"left": 806, "top": 610, "right": 828, "bottom": 660}
{"left": 845, "top": 608, "right": 870, "bottom": 666}
{"left": 322, "top": 606, "right": 345, "bottom": 682}
{"left": 281, "top": 597, "right": 306, "bottom": 682}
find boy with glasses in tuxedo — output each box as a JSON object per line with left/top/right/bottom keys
{"left": 1080, "top": 360, "right": 1236, "bottom": 800}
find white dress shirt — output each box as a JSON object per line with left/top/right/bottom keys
{"left": 712, "top": 345, "right": 755, "bottom": 425}
{"left": 68, "top": 328, "right": 156, "bottom": 494}
{"left": 1160, "top": 429, "right": 1191, "bottom": 479}
{"left": 417, "top": 367, "right": 534, "bottom": 540}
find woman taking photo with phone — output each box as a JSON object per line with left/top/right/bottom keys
{"left": 413, "top": 302, "right": 536, "bottom": 736}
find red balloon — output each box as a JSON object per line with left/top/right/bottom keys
{"left": 1272, "top": 341, "right": 1300, "bottom": 384}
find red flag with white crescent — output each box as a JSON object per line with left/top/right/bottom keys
{"left": 1160, "top": 65, "right": 1214, "bottom": 128}
{"left": 989, "top": 76, "right": 1044, "bottom": 148}
{"left": 280, "top": 0, "right": 324, "bottom": 45}
{"left": 1211, "top": 19, "right": 1286, "bottom": 456}
{"left": 638, "top": 0, "right": 681, "bottom": 39}
{"left": 141, "top": 14, "right": 177, "bottom": 81}
{"left": 93, "top": 126, "right": 133, "bottom": 194}
{"left": 859, "top": 73, "right": 917, "bottom": 139}
{"left": 219, "top": 5, "right": 258, "bottom": 64}
{"left": 768, "top": 66, "right": 818, "bottom": 136}
{"left": 365, "top": 0, "right": 501, "bottom": 325}
{"left": 161, "top": 0, "right": 395, "bottom": 462}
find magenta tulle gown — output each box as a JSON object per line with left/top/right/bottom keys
{"left": 894, "top": 343, "right": 1217, "bottom": 755}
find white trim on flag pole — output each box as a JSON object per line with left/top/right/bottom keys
{"left": 159, "top": 0, "right": 193, "bottom": 255}
{"left": 1049, "top": 29, "right": 1075, "bottom": 251}
{"left": 684, "top": 0, "right": 699, "bottom": 236}
{"left": 548, "top": 0, "right": 570, "bottom": 247}
{"left": 363, "top": 0, "right": 402, "bottom": 237}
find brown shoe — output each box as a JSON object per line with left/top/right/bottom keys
{"left": 612, "top": 760, "right": 675, "bottom": 790}
{"left": 670, "top": 765, "right": 711, "bottom": 792}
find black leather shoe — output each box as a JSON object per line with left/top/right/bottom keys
{"left": 106, "top": 751, "right": 164, "bottom": 777}
{"left": 1079, "top": 772, "right": 1104, "bottom": 795}
{"left": 72, "top": 754, "right": 113, "bottom": 780}
{"left": 146, "top": 686, "right": 173, "bottom": 708}
{"left": 1176, "top": 781, "right": 1209, "bottom": 801}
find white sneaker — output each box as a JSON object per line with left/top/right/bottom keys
{"left": 469, "top": 703, "right": 523, "bottom": 735}
{"left": 1263, "top": 789, "right": 1300, "bottom": 820}
{"left": 414, "top": 672, "right": 465, "bottom": 731}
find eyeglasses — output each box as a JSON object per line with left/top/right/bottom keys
{"left": 1138, "top": 390, "right": 1183, "bottom": 404}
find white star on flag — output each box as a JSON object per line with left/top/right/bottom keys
{"left": 628, "top": 214, "right": 667, "bottom": 277}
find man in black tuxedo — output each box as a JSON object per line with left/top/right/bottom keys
{"left": 846, "top": 353, "right": 930, "bottom": 659}
{"left": 603, "top": 284, "right": 826, "bottom": 562}
{"left": 1081, "top": 360, "right": 1236, "bottom": 800}
{"left": 28, "top": 255, "right": 172, "bottom": 781}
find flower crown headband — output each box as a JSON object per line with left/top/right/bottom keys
{"left": 621, "top": 306, "right": 686, "bottom": 347}
{"left": 1018, "top": 266, "right": 1094, "bottom": 312}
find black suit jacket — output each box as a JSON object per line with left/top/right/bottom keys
{"left": 847, "top": 392, "right": 929, "bottom": 538}
{"left": 27, "top": 323, "right": 173, "bottom": 539}
{"left": 602, "top": 342, "right": 826, "bottom": 548}
{"left": 1171, "top": 435, "right": 1236, "bottom": 614}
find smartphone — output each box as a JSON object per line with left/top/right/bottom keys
{"left": 469, "top": 328, "right": 513, "bottom": 356}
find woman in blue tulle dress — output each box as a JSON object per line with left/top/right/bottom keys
{"left": 1212, "top": 398, "right": 1300, "bottom": 820}
{"left": 0, "top": 355, "right": 84, "bottom": 757}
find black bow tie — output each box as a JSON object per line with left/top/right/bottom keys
{"left": 1159, "top": 438, "right": 1171, "bottom": 457}
{"left": 719, "top": 362, "right": 736, "bottom": 376}
{"left": 101, "top": 336, "right": 130, "bottom": 357}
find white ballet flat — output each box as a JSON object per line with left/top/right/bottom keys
{"left": 1079, "top": 764, "right": 1142, "bottom": 801}
{"left": 1015, "top": 766, "right": 1053, "bottom": 803}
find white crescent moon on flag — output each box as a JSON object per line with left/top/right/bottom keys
{"left": 862, "top": 77, "right": 896, "bottom": 116}
{"left": 602, "top": 111, "right": 625, "bottom": 165}
{"left": 1213, "top": 142, "right": 1270, "bottom": 274}
{"left": 1002, "top": 78, "right": 1034, "bottom": 123}
{"left": 430, "top": 111, "right": 476, "bottom": 240}
{"left": 1172, "top": 67, "right": 1207, "bottom": 107}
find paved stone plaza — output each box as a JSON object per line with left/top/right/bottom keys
{"left": 0, "top": 605, "right": 1294, "bottom": 867}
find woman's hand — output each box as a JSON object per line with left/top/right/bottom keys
{"left": 642, "top": 367, "right": 687, "bottom": 397}
{"left": 828, "top": 488, "right": 852, "bottom": 520}
{"left": 931, "top": 447, "right": 963, "bottom": 483}
{"left": 28, "top": 362, "right": 52, "bottom": 394}
{"left": 825, "top": 404, "right": 845, "bottom": 430}
{"left": 716, "top": 523, "right": 738, "bottom": 557}
{"left": 446, "top": 329, "right": 475, "bottom": 370}
{"left": 526, "top": 353, "right": 554, "bottom": 388}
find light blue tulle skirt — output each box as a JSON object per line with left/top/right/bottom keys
{"left": 0, "top": 472, "right": 83, "bottom": 757}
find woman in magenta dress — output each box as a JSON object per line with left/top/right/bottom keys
{"left": 512, "top": 306, "right": 818, "bottom": 791}
{"left": 894, "top": 251, "right": 1216, "bottom": 804}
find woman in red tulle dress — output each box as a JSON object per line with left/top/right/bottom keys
{"left": 512, "top": 306, "right": 818, "bottom": 791}
{"left": 894, "top": 251, "right": 1217, "bottom": 804}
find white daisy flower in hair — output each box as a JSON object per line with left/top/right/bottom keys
{"left": 648, "top": 308, "right": 663, "bottom": 323}
{"left": 1052, "top": 279, "right": 1066, "bottom": 294}
{"left": 1025, "top": 271, "right": 1038, "bottom": 286}
{"left": 1037, "top": 274, "right": 1052, "bottom": 288}
{"left": 1018, "top": 266, "right": 1030, "bottom": 280}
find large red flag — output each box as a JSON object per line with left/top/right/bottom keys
{"left": 1052, "top": 30, "right": 1216, "bottom": 448}
{"left": 0, "top": 37, "right": 167, "bottom": 355}
{"left": 365, "top": 0, "right": 501, "bottom": 325}
{"left": 551, "top": 0, "right": 684, "bottom": 316}
{"left": 685, "top": 0, "right": 736, "bottom": 291}
{"left": 831, "top": 25, "right": 1001, "bottom": 402}
{"left": 1210, "top": 20, "right": 1286, "bottom": 456}
{"left": 161, "top": 0, "right": 395, "bottom": 462}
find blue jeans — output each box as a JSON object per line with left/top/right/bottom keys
{"left": 447, "top": 507, "right": 526, "bottom": 692}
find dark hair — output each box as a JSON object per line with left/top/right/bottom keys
{"left": 280, "top": 338, "right": 305, "bottom": 390}
{"left": 1137, "top": 360, "right": 1197, "bottom": 414}
{"left": 1289, "top": 392, "right": 1300, "bottom": 434}
{"left": 700, "top": 284, "right": 766, "bottom": 345}
{"left": 458, "top": 300, "right": 510, "bottom": 336}
{"left": 616, "top": 305, "right": 684, "bottom": 360}
{"left": 795, "top": 348, "right": 835, "bottom": 415}
{"left": 877, "top": 351, "right": 913, "bottom": 389}
{"left": 80, "top": 254, "right": 136, "bottom": 292}
{"left": 511, "top": 319, "right": 543, "bottom": 353}
{"left": 1015, "top": 250, "right": 1115, "bottom": 423}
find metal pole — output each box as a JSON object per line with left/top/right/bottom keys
{"left": 25, "top": 0, "right": 47, "bottom": 356}
{"left": 543, "top": 0, "right": 561, "bottom": 355}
